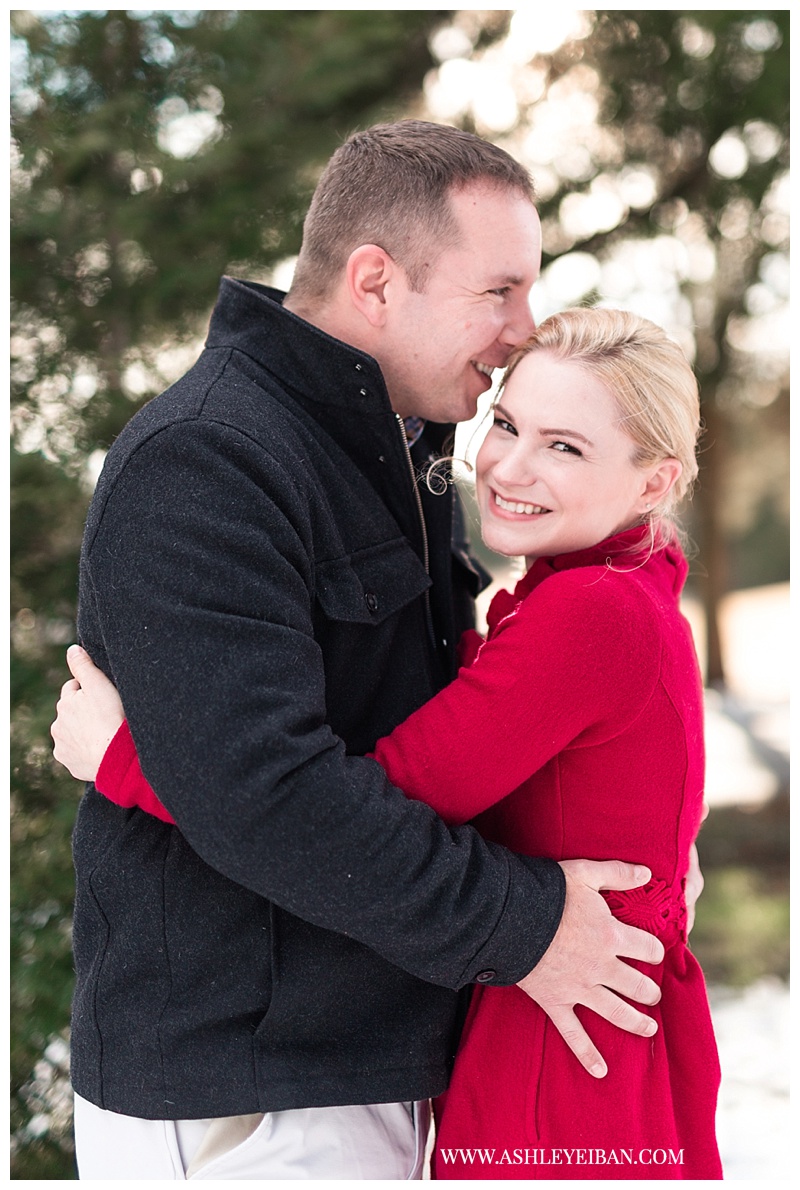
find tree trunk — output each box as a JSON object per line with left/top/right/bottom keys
{"left": 695, "top": 394, "right": 727, "bottom": 688}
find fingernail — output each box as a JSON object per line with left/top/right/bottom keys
{"left": 590, "top": 1061, "right": 607, "bottom": 1078}
{"left": 634, "top": 866, "right": 651, "bottom": 882}
{"left": 67, "top": 644, "right": 82, "bottom": 656}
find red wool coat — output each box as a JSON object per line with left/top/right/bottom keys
{"left": 95, "top": 526, "right": 722, "bottom": 1179}
{"left": 371, "top": 527, "right": 722, "bottom": 1180}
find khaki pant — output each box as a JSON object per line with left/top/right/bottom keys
{"left": 73, "top": 1093, "right": 431, "bottom": 1180}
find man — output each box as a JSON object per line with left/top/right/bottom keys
{"left": 59, "top": 121, "right": 665, "bottom": 1179}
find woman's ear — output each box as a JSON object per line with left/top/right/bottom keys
{"left": 640, "top": 458, "right": 682, "bottom": 512}
{"left": 345, "top": 245, "right": 396, "bottom": 327}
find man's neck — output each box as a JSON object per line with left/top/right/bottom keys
{"left": 281, "top": 291, "right": 313, "bottom": 322}
{"left": 285, "top": 289, "right": 383, "bottom": 363}
{"left": 283, "top": 292, "right": 348, "bottom": 342}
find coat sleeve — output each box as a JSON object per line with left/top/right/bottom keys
{"left": 371, "top": 569, "right": 662, "bottom": 824}
{"left": 81, "top": 417, "right": 565, "bottom": 990}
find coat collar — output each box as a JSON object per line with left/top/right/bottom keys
{"left": 205, "top": 275, "right": 454, "bottom": 456}
{"left": 486, "top": 526, "right": 689, "bottom": 634}
{"left": 206, "top": 277, "right": 390, "bottom": 416}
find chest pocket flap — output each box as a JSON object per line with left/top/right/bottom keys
{"left": 315, "top": 538, "right": 431, "bottom": 625}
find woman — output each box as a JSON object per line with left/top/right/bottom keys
{"left": 52, "top": 308, "right": 722, "bottom": 1179}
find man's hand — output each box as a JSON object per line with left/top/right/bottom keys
{"left": 684, "top": 801, "right": 710, "bottom": 935}
{"left": 50, "top": 645, "right": 125, "bottom": 781}
{"left": 517, "top": 858, "right": 665, "bottom": 1079}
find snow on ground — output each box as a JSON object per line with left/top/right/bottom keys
{"left": 711, "top": 979, "right": 791, "bottom": 1180}
{"left": 687, "top": 583, "right": 790, "bottom": 1181}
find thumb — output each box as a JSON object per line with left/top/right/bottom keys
{"left": 562, "top": 857, "right": 652, "bottom": 892}
{"left": 66, "top": 644, "right": 99, "bottom": 686}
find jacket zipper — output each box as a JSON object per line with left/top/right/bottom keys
{"left": 396, "top": 414, "right": 437, "bottom": 650}
{"left": 396, "top": 414, "right": 430, "bottom": 573}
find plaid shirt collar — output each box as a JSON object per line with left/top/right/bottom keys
{"left": 403, "top": 417, "right": 426, "bottom": 447}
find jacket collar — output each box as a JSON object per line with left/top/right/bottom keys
{"left": 206, "top": 277, "right": 390, "bottom": 416}
{"left": 205, "top": 274, "right": 454, "bottom": 457}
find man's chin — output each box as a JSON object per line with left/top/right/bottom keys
{"left": 454, "top": 385, "right": 487, "bottom": 424}
{"left": 409, "top": 381, "right": 484, "bottom": 425}
{"left": 420, "top": 401, "right": 479, "bottom": 426}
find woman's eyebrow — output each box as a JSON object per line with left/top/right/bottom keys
{"left": 493, "top": 402, "right": 515, "bottom": 420}
{"left": 539, "top": 426, "right": 594, "bottom": 447}
{"left": 493, "top": 406, "right": 595, "bottom": 449}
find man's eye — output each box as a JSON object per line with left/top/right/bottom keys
{"left": 488, "top": 287, "right": 511, "bottom": 298}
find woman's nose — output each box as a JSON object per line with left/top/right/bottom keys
{"left": 492, "top": 445, "right": 537, "bottom": 488}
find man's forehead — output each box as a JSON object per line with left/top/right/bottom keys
{"left": 449, "top": 189, "right": 541, "bottom": 249}
{"left": 431, "top": 187, "right": 541, "bottom": 290}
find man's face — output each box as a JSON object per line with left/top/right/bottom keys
{"left": 379, "top": 183, "right": 542, "bottom": 424}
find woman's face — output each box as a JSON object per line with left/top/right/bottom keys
{"left": 476, "top": 351, "right": 654, "bottom": 563}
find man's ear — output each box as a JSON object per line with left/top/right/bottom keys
{"left": 639, "top": 458, "right": 682, "bottom": 512}
{"left": 345, "top": 245, "right": 398, "bottom": 327}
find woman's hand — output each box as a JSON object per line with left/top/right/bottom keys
{"left": 50, "top": 646, "right": 126, "bottom": 781}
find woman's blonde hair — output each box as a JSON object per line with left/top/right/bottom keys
{"left": 503, "top": 307, "right": 701, "bottom": 535}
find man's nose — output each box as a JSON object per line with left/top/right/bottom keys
{"left": 500, "top": 297, "right": 536, "bottom": 348}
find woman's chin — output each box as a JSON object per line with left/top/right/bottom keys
{"left": 481, "top": 530, "right": 530, "bottom": 561}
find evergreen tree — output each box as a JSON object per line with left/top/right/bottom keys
{"left": 10, "top": 10, "right": 456, "bottom": 1176}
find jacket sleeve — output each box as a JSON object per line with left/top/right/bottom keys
{"left": 371, "top": 570, "right": 662, "bottom": 824}
{"left": 81, "top": 417, "right": 565, "bottom": 990}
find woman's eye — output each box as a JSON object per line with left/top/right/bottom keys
{"left": 551, "top": 440, "right": 582, "bottom": 456}
{"left": 492, "top": 417, "right": 516, "bottom": 435}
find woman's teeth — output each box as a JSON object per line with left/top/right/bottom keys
{"left": 495, "top": 493, "right": 548, "bottom": 515}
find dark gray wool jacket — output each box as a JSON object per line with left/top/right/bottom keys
{"left": 71, "top": 277, "right": 566, "bottom": 1119}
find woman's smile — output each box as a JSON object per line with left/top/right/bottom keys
{"left": 491, "top": 490, "right": 550, "bottom": 517}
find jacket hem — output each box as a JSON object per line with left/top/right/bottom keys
{"left": 70, "top": 1063, "right": 451, "bottom": 1120}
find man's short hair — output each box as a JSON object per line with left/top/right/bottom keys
{"left": 288, "top": 120, "right": 535, "bottom": 306}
